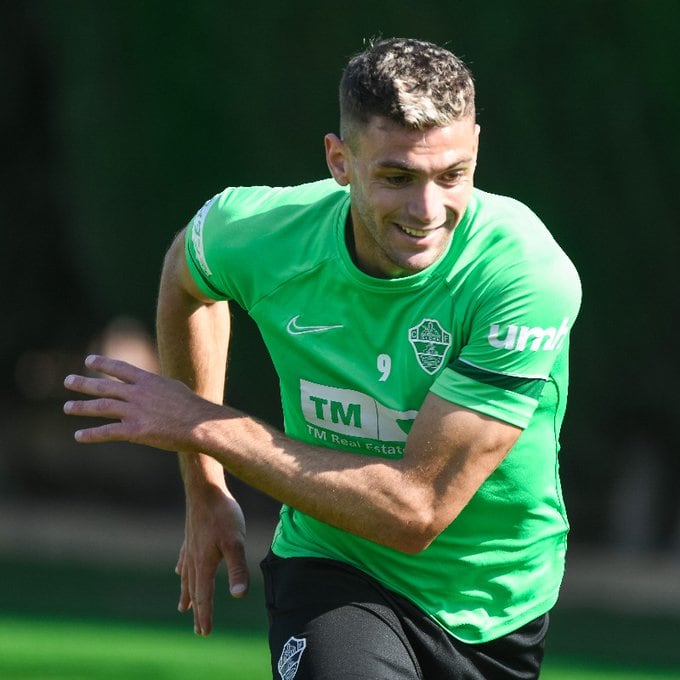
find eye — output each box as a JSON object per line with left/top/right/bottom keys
{"left": 439, "top": 169, "right": 466, "bottom": 185}
{"left": 383, "top": 174, "right": 412, "bottom": 187}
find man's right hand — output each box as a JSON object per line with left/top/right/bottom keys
{"left": 176, "top": 485, "right": 249, "bottom": 636}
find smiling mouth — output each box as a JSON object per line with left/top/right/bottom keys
{"left": 398, "top": 224, "right": 432, "bottom": 238}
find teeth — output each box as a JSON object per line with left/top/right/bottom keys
{"left": 401, "top": 226, "right": 428, "bottom": 237}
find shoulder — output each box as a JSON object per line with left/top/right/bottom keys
{"left": 210, "top": 178, "right": 348, "bottom": 222}
{"left": 202, "top": 179, "right": 349, "bottom": 256}
{"left": 185, "top": 178, "right": 350, "bottom": 306}
{"left": 188, "top": 178, "right": 348, "bottom": 265}
{"left": 460, "top": 188, "right": 580, "bottom": 297}
{"left": 466, "top": 189, "right": 560, "bottom": 254}
{"left": 439, "top": 189, "right": 581, "bottom": 355}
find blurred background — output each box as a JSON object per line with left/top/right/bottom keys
{"left": 1, "top": 0, "right": 679, "bottom": 676}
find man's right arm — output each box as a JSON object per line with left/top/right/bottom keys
{"left": 156, "top": 228, "right": 248, "bottom": 636}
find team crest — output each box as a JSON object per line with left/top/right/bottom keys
{"left": 278, "top": 636, "right": 307, "bottom": 680}
{"left": 408, "top": 318, "right": 452, "bottom": 375}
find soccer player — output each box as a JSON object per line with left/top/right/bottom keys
{"left": 64, "top": 37, "right": 581, "bottom": 679}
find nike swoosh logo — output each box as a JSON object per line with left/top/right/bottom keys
{"left": 286, "top": 315, "right": 344, "bottom": 335}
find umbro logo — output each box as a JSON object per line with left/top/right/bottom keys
{"left": 286, "top": 315, "right": 344, "bottom": 336}
{"left": 487, "top": 317, "right": 570, "bottom": 352}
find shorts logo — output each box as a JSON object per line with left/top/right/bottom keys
{"left": 408, "top": 318, "right": 451, "bottom": 375}
{"left": 278, "top": 636, "right": 307, "bottom": 680}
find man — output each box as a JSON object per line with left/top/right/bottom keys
{"left": 64, "top": 38, "right": 581, "bottom": 679}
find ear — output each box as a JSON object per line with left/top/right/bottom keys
{"left": 324, "top": 133, "right": 350, "bottom": 186}
{"left": 473, "top": 123, "right": 481, "bottom": 160}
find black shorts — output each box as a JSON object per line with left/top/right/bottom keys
{"left": 261, "top": 552, "right": 549, "bottom": 680}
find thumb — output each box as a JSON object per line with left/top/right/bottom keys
{"left": 225, "top": 542, "right": 250, "bottom": 598}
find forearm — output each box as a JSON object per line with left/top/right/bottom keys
{"left": 181, "top": 394, "right": 517, "bottom": 553}
{"left": 183, "top": 405, "right": 429, "bottom": 553}
{"left": 156, "top": 233, "right": 230, "bottom": 494}
{"left": 64, "top": 356, "right": 518, "bottom": 554}
{"left": 64, "top": 338, "right": 521, "bottom": 553}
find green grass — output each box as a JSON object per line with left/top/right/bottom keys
{"left": 0, "top": 617, "right": 269, "bottom": 679}
{"left": 543, "top": 667, "right": 680, "bottom": 680}
{"left": 1, "top": 616, "right": 679, "bottom": 680}
{"left": 1, "top": 555, "right": 679, "bottom": 679}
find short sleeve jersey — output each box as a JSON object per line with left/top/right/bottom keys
{"left": 185, "top": 178, "right": 582, "bottom": 643}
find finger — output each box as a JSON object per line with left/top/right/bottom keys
{"left": 224, "top": 540, "right": 250, "bottom": 598}
{"left": 72, "top": 421, "right": 128, "bottom": 443}
{"left": 63, "top": 396, "right": 130, "bottom": 424}
{"left": 179, "top": 576, "right": 193, "bottom": 613}
{"left": 177, "top": 550, "right": 193, "bottom": 614}
{"left": 175, "top": 543, "right": 185, "bottom": 576}
{"left": 192, "top": 564, "right": 217, "bottom": 636}
{"left": 84, "top": 354, "right": 153, "bottom": 383}
{"left": 63, "top": 374, "right": 130, "bottom": 399}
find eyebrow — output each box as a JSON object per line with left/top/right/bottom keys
{"left": 375, "top": 157, "right": 474, "bottom": 172}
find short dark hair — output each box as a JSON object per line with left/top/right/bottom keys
{"left": 339, "top": 38, "right": 476, "bottom": 145}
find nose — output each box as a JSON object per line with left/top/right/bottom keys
{"left": 407, "top": 182, "right": 446, "bottom": 226}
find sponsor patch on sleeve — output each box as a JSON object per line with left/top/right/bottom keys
{"left": 190, "top": 195, "right": 218, "bottom": 277}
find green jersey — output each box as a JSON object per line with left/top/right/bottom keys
{"left": 185, "top": 178, "right": 581, "bottom": 643}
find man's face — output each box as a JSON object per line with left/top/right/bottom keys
{"left": 327, "top": 116, "right": 480, "bottom": 279}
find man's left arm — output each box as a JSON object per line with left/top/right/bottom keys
{"left": 64, "top": 358, "right": 519, "bottom": 554}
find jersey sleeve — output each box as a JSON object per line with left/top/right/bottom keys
{"left": 185, "top": 193, "right": 230, "bottom": 301}
{"left": 184, "top": 180, "right": 346, "bottom": 310}
{"left": 430, "top": 244, "right": 581, "bottom": 429}
{"left": 184, "top": 185, "right": 286, "bottom": 307}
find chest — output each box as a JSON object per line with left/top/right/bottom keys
{"left": 249, "top": 269, "right": 468, "bottom": 429}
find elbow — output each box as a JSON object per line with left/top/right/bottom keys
{"left": 393, "top": 536, "right": 435, "bottom": 556}
{"left": 382, "top": 504, "right": 445, "bottom": 555}
{"left": 362, "top": 473, "right": 456, "bottom": 554}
